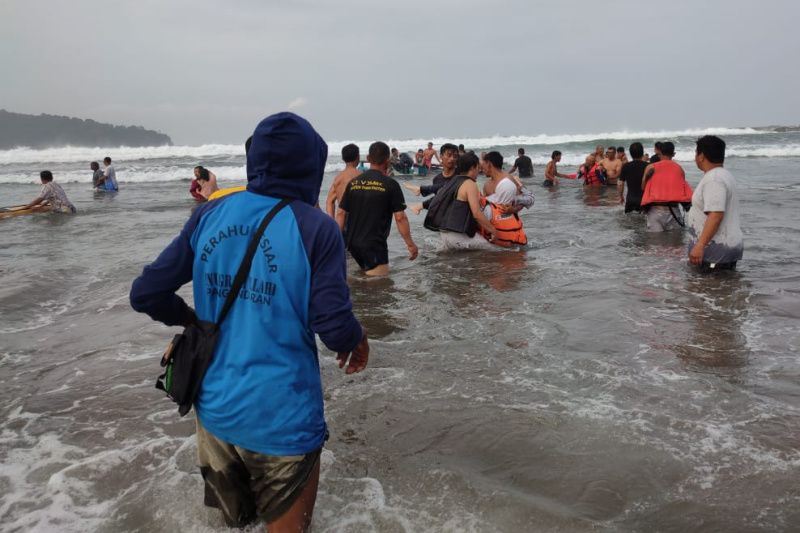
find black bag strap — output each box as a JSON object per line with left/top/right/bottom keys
{"left": 215, "top": 198, "right": 291, "bottom": 327}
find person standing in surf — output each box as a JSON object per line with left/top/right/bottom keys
{"left": 617, "top": 142, "right": 648, "bottom": 212}
{"left": 22, "top": 170, "right": 76, "bottom": 213}
{"left": 405, "top": 143, "right": 459, "bottom": 214}
{"left": 326, "top": 143, "right": 361, "bottom": 218}
{"left": 543, "top": 150, "right": 570, "bottom": 188}
{"left": 509, "top": 148, "right": 534, "bottom": 178}
{"left": 641, "top": 141, "right": 693, "bottom": 232}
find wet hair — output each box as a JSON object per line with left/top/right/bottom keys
{"left": 417, "top": 149, "right": 423, "bottom": 153}
{"left": 483, "top": 151, "right": 503, "bottom": 169}
{"left": 629, "top": 142, "right": 644, "bottom": 159}
{"left": 245, "top": 135, "right": 253, "bottom": 155}
{"left": 391, "top": 147, "right": 398, "bottom": 154}
{"left": 197, "top": 167, "right": 210, "bottom": 181}
{"left": 458, "top": 144, "right": 465, "bottom": 151}
{"left": 368, "top": 141, "right": 390, "bottom": 165}
{"left": 341, "top": 143, "right": 359, "bottom": 163}
{"left": 661, "top": 142, "right": 676, "bottom": 157}
{"left": 654, "top": 141, "right": 663, "bottom": 150}
{"left": 518, "top": 148, "right": 525, "bottom": 155}
{"left": 40, "top": 170, "right": 53, "bottom": 181}
{"left": 551, "top": 150, "right": 561, "bottom": 159}
{"left": 616, "top": 146, "right": 624, "bottom": 153}
{"left": 103, "top": 157, "right": 112, "bottom": 164}
{"left": 455, "top": 152, "right": 480, "bottom": 174}
{"left": 90, "top": 161, "right": 99, "bottom": 170}
{"left": 696, "top": 135, "right": 726, "bottom": 164}
{"left": 440, "top": 143, "right": 458, "bottom": 156}
{"left": 194, "top": 165, "right": 203, "bottom": 171}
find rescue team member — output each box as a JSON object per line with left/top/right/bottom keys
{"left": 687, "top": 135, "right": 743, "bottom": 272}
{"left": 405, "top": 143, "right": 459, "bottom": 214}
{"left": 480, "top": 151, "right": 529, "bottom": 247}
{"left": 641, "top": 141, "right": 693, "bottom": 232}
{"left": 131, "top": 112, "right": 369, "bottom": 531}
{"left": 22, "top": 170, "right": 76, "bottom": 213}
{"left": 336, "top": 141, "right": 419, "bottom": 276}
{"left": 618, "top": 142, "right": 649, "bottom": 212}
{"left": 423, "top": 152, "right": 497, "bottom": 249}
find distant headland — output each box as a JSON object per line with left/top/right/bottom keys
{"left": 0, "top": 110, "right": 172, "bottom": 149}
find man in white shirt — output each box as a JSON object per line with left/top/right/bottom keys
{"left": 687, "top": 135, "right": 743, "bottom": 272}
{"left": 100, "top": 157, "right": 119, "bottom": 191}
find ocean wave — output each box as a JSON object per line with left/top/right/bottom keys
{"left": 0, "top": 127, "right": 772, "bottom": 165}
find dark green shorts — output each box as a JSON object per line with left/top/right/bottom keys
{"left": 196, "top": 419, "right": 321, "bottom": 528}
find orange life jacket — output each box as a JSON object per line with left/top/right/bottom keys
{"left": 479, "top": 198, "right": 528, "bottom": 247}
{"left": 641, "top": 160, "right": 693, "bottom": 206}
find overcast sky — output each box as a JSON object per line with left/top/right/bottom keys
{"left": 2, "top": 0, "right": 798, "bottom": 145}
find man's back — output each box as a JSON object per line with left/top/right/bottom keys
{"left": 619, "top": 160, "right": 648, "bottom": 208}
{"left": 327, "top": 167, "right": 360, "bottom": 216}
{"left": 515, "top": 155, "right": 534, "bottom": 177}
{"left": 340, "top": 169, "right": 406, "bottom": 250}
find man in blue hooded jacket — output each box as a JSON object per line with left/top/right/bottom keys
{"left": 130, "top": 112, "right": 369, "bottom": 531}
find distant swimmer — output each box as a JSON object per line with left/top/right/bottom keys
{"left": 336, "top": 141, "right": 418, "bottom": 276}
{"left": 617, "top": 142, "right": 648, "bottom": 212}
{"left": 543, "top": 150, "right": 570, "bottom": 187}
{"left": 509, "top": 148, "right": 534, "bottom": 178}
{"left": 598, "top": 146, "right": 622, "bottom": 186}
{"left": 326, "top": 143, "right": 361, "bottom": 218}
{"left": 687, "top": 135, "right": 743, "bottom": 272}
{"left": 22, "top": 171, "right": 76, "bottom": 214}
{"left": 616, "top": 146, "right": 628, "bottom": 164}
{"left": 641, "top": 141, "right": 693, "bottom": 232}
{"left": 90, "top": 161, "right": 105, "bottom": 190}
{"left": 423, "top": 152, "right": 497, "bottom": 250}
{"left": 405, "top": 143, "right": 458, "bottom": 215}
{"left": 96, "top": 157, "right": 119, "bottom": 191}
{"left": 422, "top": 142, "right": 440, "bottom": 170}
{"left": 480, "top": 151, "right": 529, "bottom": 247}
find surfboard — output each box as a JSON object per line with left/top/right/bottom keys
{"left": 0, "top": 205, "right": 52, "bottom": 220}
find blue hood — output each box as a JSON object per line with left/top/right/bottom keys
{"left": 246, "top": 112, "right": 328, "bottom": 206}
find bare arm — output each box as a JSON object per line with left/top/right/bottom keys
{"left": 641, "top": 164, "right": 654, "bottom": 189}
{"left": 325, "top": 182, "right": 337, "bottom": 217}
{"left": 465, "top": 182, "right": 496, "bottom": 237}
{"left": 23, "top": 196, "right": 46, "bottom": 209}
{"left": 335, "top": 207, "right": 346, "bottom": 231}
{"left": 688, "top": 211, "right": 724, "bottom": 265}
{"left": 393, "top": 210, "right": 418, "bottom": 260}
{"left": 617, "top": 180, "right": 625, "bottom": 204}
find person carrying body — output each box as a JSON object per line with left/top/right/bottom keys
{"left": 130, "top": 112, "right": 369, "bottom": 531}
{"left": 22, "top": 170, "right": 76, "bottom": 213}
{"left": 543, "top": 150, "right": 570, "bottom": 187}
{"left": 404, "top": 143, "right": 459, "bottom": 214}
{"left": 423, "top": 152, "right": 497, "bottom": 250}
{"left": 197, "top": 167, "right": 219, "bottom": 200}
{"left": 336, "top": 141, "right": 418, "bottom": 276}
{"left": 598, "top": 146, "right": 622, "bottom": 186}
{"left": 325, "top": 143, "right": 360, "bottom": 218}
{"left": 577, "top": 154, "right": 604, "bottom": 186}
{"left": 687, "top": 135, "right": 743, "bottom": 272}
{"left": 95, "top": 157, "right": 119, "bottom": 191}
{"left": 509, "top": 148, "right": 534, "bottom": 178}
{"left": 190, "top": 166, "right": 206, "bottom": 201}
{"left": 641, "top": 141, "right": 693, "bottom": 232}
{"left": 480, "top": 151, "right": 529, "bottom": 247}
{"left": 617, "top": 142, "right": 648, "bottom": 212}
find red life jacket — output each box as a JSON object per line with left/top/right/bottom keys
{"left": 641, "top": 160, "right": 693, "bottom": 206}
{"left": 479, "top": 198, "right": 528, "bottom": 247}
{"left": 584, "top": 164, "right": 603, "bottom": 187}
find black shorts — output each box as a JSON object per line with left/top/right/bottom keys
{"left": 348, "top": 245, "right": 389, "bottom": 271}
{"left": 699, "top": 261, "right": 737, "bottom": 273}
{"left": 542, "top": 179, "right": 554, "bottom": 187}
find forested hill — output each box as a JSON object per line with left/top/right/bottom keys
{"left": 0, "top": 110, "right": 172, "bottom": 148}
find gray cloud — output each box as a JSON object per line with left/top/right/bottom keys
{"left": 1, "top": 0, "right": 798, "bottom": 144}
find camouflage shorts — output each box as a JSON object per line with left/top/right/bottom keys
{"left": 196, "top": 419, "right": 321, "bottom": 528}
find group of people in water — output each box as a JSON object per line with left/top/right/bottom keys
{"left": 20, "top": 156, "right": 119, "bottom": 214}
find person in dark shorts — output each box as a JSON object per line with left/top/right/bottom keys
{"left": 618, "top": 142, "right": 649, "bottom": 212}
{"left": 130, "top": 112, "right": 369, "bottom": 531}
{"left": 509, "top": 148, "right": 534, "bottom": 178}
{"left": 337, "top": 141, "right": 418, "bottom": 276}
{"left": 543, "top": 150, "right": 570, "bottom": 187}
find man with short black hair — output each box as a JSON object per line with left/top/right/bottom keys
{"left": 618, "top": 142, "right": 648, "bottom": 212}
{"left": 509, "top": 148, "right": 534, "bottom": 178}
{"left": 598, "top": 146, "right": 622, "bottom": 186}
{"left": 337, "top": 142, "right": 418, "bottom": 276}
{"left": 99, "top": 156, "right": 119, "bottom": 191}
{"left": 650, "top": 141, "right": 663, "bottom": 163}
{"left": 543, "top": 150, "right": 569, "bottom": 187}
{"left": 687, "top": 135, "right": 743, "bottom": 271}
{"left": 326, "top": 143, "right": 360, "bottom": 218}
{"left": 616, "top": 146, "right": 627, "bottom": 164}
{"left": 405, "top": 143, "right": 459, "bottom": 214}
{"left": 641, "top": 141, "right": 692, "bottom": 231}
{"left": 23, "top": 170, "right": 76, "bottom": 213}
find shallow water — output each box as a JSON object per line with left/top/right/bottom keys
{"left": 1, "top": 153, "right": 799, "bottom": 532}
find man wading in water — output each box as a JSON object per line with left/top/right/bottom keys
{"left": 131, "top": 112, "right": 369, "bottom": 531}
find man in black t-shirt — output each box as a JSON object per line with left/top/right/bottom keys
{"left": 337, "top": 141, "right": 419, "bottom": 276}
{"left": 509, "top": 148, "right": 534, "bottom": 178}
{"left": 404, "top": 143, "right": 459, "bottom": 214}
{"left": 618, "top": 142, "right": 649, "bottom": 213}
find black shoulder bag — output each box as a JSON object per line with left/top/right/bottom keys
{"left": 156, "top": 198, "right": 290, "bottom": 416}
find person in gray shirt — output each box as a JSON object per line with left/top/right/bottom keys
{"left": 90, "top": 161, "right": 105, "bottom": 189}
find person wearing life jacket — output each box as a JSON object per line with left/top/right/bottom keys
{"left": 577, "top": 154, "right": 605, "bottom": 187}
{"left": 641, "top": 141, "right": 693, "bottom": 232}
{"left": 423, "top": 152, "right": 497, "bottom": 250}
{"left": 479, "top": 151, "right": 529, "bottom": 247}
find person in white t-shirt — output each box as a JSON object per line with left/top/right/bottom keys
{"left": 687, "top": 135, "right": 743, "bottom": 271}
{"left": 100, "top": 156, "right": 119, "bottom": 191}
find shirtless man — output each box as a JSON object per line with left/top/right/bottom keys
{"left": 543, "top": 150, "right": 570, "bottom": 187}
{"left": 616, "top": 146, "right": 628, "bottom": 164}
{"left": 597, "top": 146, "right": 622, "bottom": 186}
{"left": 422, "top": 142, "right": 440, "bottom": 170}
{"left": 326, "top": 143, "right": 360, "bottom": 218}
